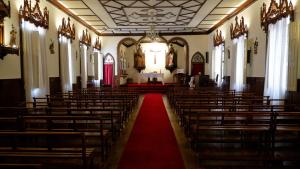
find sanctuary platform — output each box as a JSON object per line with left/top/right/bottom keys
{"left": 126, "top": 83, "right": 175, "bottom": 93}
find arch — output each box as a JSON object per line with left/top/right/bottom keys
{"left": 103, "top": 53, "right": 115, "bottom": 86}
{"left": 117, "top": 38, "right": 137, "bottom": 74}
{"left": 191, "top": 52, "right": 205, "bottom": 76}
{"left": 167, "top": 37, "right": 189, "bottom": 74}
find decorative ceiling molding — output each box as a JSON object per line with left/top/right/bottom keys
{"left": 80, "top": 29, "right": 91, "bottom": 46}
{"left": 49, "top": 0, "right": 256, "bottom": 35}
{"left": 19, "top": 0, "right": 49, "bottom": 29}
{"left": 58, "top": 17, "right": 75, "bottom": 40}
{"left": 230, "top": 16, "right": 248, "bottom": 39}
{"left": 261, "top": 0, "right": 294, "bottom": 32}
{"left": 213, "top": 30, "right": 224, "bottom": 47}
{"left": 93, "top": 36, "right": 101, "bottom": 50}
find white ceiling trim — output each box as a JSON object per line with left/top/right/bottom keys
{"left": 82, "top": 0, "right": 116, "bottom": 27}
{"left": 188, "top": 0, "right": 222, "bottom": 27}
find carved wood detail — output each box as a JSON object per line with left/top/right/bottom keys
{"left": 80, "top": 29, "right": 91, "bottom": 46}
{"left": 261, "top": 0, "right": 294, "bottom": 32}
{"left": 58, "top": 17, "right": 75, "bottom": 40}
{"left": 0, "top": 0, "right": 10, "bottom": 22}
{"left": 230, "top": 16, "right": 248, "bottom": 39}
{"left": 19, "top": 0, "right": 49, "bottom": 29}
{"left": 94, "top": 37, "right": 101, "bottom": 50}
{"left": 213, "top": 30, "right": 224, "bottom": 47}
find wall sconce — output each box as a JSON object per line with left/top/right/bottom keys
{"left": 254, "top": 38, "right": 258, "bottom": 54}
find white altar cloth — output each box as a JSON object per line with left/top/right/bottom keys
{"left": 139, "top": 73, "right": 164, "bottom": 84}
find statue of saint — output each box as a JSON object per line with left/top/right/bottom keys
{"left": 165, "top": 44, "right": 177, "bottom": 72}
{"left": 134, "top": 44, "right": 145, "bottom": 72}
{"left": 9, "top": 25, "right": 17, "bottom": 47}
{"left": 120, "top": 50, "right": 127, "bottom": 74}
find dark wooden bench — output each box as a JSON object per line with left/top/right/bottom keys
{"left": 20, "top": 115, "right": 112, "bottom": 159}
{"left": 0, "top": 163, "right": 43, "bottom": 169}
{"left": 0, "top": 131, "right": 95, "bottom": 169}
{"left": 185, "top": 111, "right": 275, "bottom": 167}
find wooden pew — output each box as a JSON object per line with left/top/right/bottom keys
{"left": 271, "top": 112, "right": 300, "bottom": 167}
{"left": 0, "top": 163, "right": 43, "bottom": 169}
{"left": 186, "top": 111, "right": 275, "bottom": 168}
{"left": 20, "top": 115, "right": 112, "bottom": 159}
{"left": 0, "top": 131, "right": 95, "bottom": 169}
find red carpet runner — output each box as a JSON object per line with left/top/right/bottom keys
{"left": 117, "top": 93, "right": 185, "bottom": 169}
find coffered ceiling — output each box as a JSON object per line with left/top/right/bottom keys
{"left": 50, "top": 0, "right": 255, "bottom": 35}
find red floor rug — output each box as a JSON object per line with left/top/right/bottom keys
{"left": 117, "top": 93, "right": 185, "bottom": 169}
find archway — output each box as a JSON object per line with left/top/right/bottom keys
{"left": 168, "top": 37, "right": 189, "bottom": 74}
{"left": 191, "top": 52, "right": 205, "bottom": 76}
{"left": 103, "top": 53, "right": 115, "bottom": 86}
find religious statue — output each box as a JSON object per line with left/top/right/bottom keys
{"left": 134, "top": 44, "right": 146, "bottom": 72}
{"left": 120, "top": 50, "right": 127, "bottom": 74}
{"left": 9, "top": 24, "right": 17, "bottom": 47}
{"left": 165, "top": 44, "right": 177, "bottom": 72}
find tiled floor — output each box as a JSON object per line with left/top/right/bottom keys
{"left": 102, "top": 94, "right": 197, "bottom": 169}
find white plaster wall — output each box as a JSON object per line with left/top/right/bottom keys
{"left": 208, "top": 0, "right": 300, "bottom": 79}
{"left": 0, "top": 0, "right": 99, "bottom": 82}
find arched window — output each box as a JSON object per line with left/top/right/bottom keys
{"left": 191, "top": 52, "right": 205, "bottom": 76}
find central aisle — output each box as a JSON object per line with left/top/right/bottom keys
{"left": 117, "top": 93, "right": 185, "bottom": 169}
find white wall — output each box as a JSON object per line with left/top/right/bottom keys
{"left": 0, "top": 0, "right": 99, "bottom": 81}
{"left": 208, "top": 0, "right": 300, "bottom": 79}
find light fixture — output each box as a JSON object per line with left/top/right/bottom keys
{"left": 145, "top": 9, "right": 159, "bottom": 41}
{"left": 146, "top": 25, "right": 159, "bottom": 41}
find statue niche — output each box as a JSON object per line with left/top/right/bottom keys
{"left": 165, "top": 44, "right": 177, "bottom": 73}
{"left": 134, "top": 44, "right": 145, "bottom": 72}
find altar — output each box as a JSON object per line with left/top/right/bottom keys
{"left": 139, "top": 73, "right": 164, "bottom": 84}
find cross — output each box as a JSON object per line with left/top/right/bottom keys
{"left": 150, "top": 49, "right": 161, "bottom": 64}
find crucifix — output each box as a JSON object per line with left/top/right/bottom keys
{"left": 150, "top": 49, "right": 161, "bottom": 64}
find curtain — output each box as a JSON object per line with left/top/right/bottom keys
{"left": 22, "top": 21, "right": 48, "bottom": 102}
{"left": 264, "top": 17, "right": 290, "bottom": 99}
{"left": 213, "top": 45, "right": 222, "bottom": 86}
{"left": 94, "top": 50, "right": 101, "bottom": 87}
{"left": 287, "top": 22, "right": 300, "bottom": 91}
{"left": 104, "top": 64, "right": 113, "bottom": 85}
{"left": 232, "top": 35, "right": 246, "bottom": 91}
{"left": 60, "top": 36, "right": 73, "bottom": 92}
{"left": 80, "top": 45, "right": 87, "bottom": 88}
{"left": 230, "top": 43, "right": 237, "bottom": 90}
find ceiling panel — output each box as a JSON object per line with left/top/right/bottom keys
{"left": 79, "top": 15, "right": 100, "bottom": 21}
{"left": 59, "top": 1, "right": 86, "bottom": 8}
{"left": 54, "top": 0, "right": 251, "bottom": 35}
{"left": 71, "top": 9, "right": 94, "bottom": 15}
{"left": 211, "top": 8, "right": 236, "bottom": 15}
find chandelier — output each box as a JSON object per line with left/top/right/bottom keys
{"left": 145, "top": 9, "right": 159, "bottom": 41}
{"left": 146, "top": 25, "right": 159, "bottom": 41}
